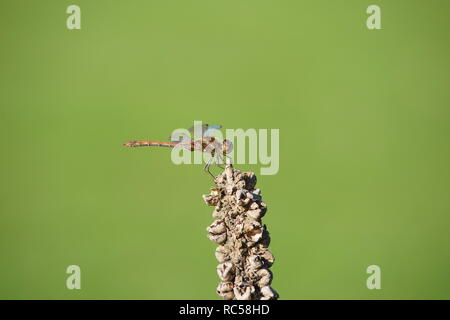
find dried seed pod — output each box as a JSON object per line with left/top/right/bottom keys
{"left": 245, "top": 226, "right": 263, "bottom": 243}
{"left": 217, "top": 262, "right": 235, "bottom": 281}
{"left": 247, "top": 255, "right": 263, "bottom": 271}
{"left": 233, "top": 283, "right": 255, "bottom": 300}
{"left": 207, "top": 220, "right": 226, "bottom": 234}
{"left": 247, "top": 208, "right": 262, "bottom": 220}
{"left": 215, "top": 246, "right": 230, "bottom": 263}
{"left": 250, "top": 202, "right": 260, "bottom": 210}
{"left": 241, "top": 197, "right": 251, "bottom": 206}
{"left": 235, "top": 180, "right": 246, "bottom": 190}
{"left": 221, "top": 291, "right": 235, "bottom": 300}
{"left": 260, "top": 286, "right": 278, "bottom": 300}
{"left": 257, "top": 268, "right": 273, "bottom": 287}
{"left": 216, "top": 281, "right": 234, "bottom": 300}
{"left": 212, "top": 209, "right": 221, "bottom": 218}
{"left": 202, "top": 191, "right": 221, "bottom": 206}
{"left": 260, "top": 249, "right": 275, "bottom": 266}
{"left": 210, "top": 188, "right": 221, "bottom": 196}
{"left": 243, "top": 220, "right": 261, "bottom": 233}
{"left": 208, "top": 232, "right": 227, "bottom": 244}
{"left": 204, "top": 164, "right": 278, "bottom": 300}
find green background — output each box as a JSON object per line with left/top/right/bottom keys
{"left": 1, "top": 0, "right": 449, "bottom": 299}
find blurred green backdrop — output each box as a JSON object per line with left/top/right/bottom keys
{"left": 1, "top": 0, "right": 450, "bottom": 299}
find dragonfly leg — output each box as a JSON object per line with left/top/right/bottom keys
{"left": 215, "top": 154, "right": 224, "bottom": 169}
{"left": 203, "top": 157, "right": 215, "bottom": 179}
{"left": 223, "top": 154, "right": 233, "bottom": 166}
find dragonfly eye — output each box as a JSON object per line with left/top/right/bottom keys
{"left": 222, "top": 139, "right": 233, "bottom": 154}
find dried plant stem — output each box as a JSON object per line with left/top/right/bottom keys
{"left": 203, "top": 164, "right": 278, "bottom": 300}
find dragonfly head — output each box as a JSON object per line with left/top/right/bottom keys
{"left": 221, "top": 139, "right": 233, "bottom": 154}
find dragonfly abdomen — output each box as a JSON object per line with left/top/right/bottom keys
{"left": 123, "top": 141, "right": 177, "bottom": 148}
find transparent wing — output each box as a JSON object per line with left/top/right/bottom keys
{"left": 168, "top": 132, "right": 192, "bottom": 143}
{"left": 188, "top": 124, "right": 222, "bottom": 138}
{"left": 169, "top": 124, "right": 222, "bottom": 142}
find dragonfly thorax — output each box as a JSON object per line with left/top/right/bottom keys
{"left": 221, "top": 139, "right": 233, "bottom": 155}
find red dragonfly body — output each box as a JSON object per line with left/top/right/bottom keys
{"left": 123, "top": 124, "right": 232, "bottom": 177}
{"left": 124, "top": 136, "right": 217, "bottom": 153}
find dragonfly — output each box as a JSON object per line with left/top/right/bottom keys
{"left": 123, "top": 124, "right": 233, "bottom": 178}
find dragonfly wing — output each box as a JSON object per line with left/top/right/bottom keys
{"left": 188, "top": 124, "right": 222, "bottom": 138}
{"left": 173, "top": 141, "right": 194, "bottom": 151}
{"left": 169, "top": 127, "right": 194, "bottom": 143}
{"left": 168, "top": 132, "right": 191, "bottom": 143}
